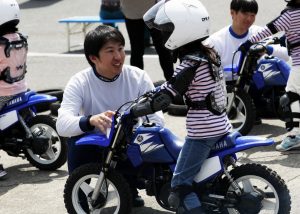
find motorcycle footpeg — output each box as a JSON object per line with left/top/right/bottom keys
{"left": 168, "top": 192, "right": 180, "bottom": 209}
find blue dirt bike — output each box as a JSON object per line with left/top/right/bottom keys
{"left": 63, "top": 92, "right": 291, "bottom": 214}
{"left": 226, "top": 37, "right": 290, "bottom": 135}
{"left": 0, "top": 90, "right": 67, "bottom": 170}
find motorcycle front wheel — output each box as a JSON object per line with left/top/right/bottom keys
{"left": 24, "top": 115, "right": 67, "bottom": 170}
{"left": 64, "top": 163, "right": 132, "bottom": 214}
{"left": 222, "top": 163, "right": 291, "bottom": 214}
{"left": 227, "top": 90, "right": 256, "bottom": 135}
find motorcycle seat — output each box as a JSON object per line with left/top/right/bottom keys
{"left": 210, "top": 131, "right": 241, "bottom": 153}
{"left": 1, "top": 90, "right": 36, "bottom": 111}
{"left": 161, "top": 130, "right": 242, "bottom": 159}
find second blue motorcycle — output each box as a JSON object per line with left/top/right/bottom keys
{"left": 0, "top": 90, "right": 67, "bottom": 170}
{"left": 226, "top": 37, "right": 290, "bottom": 135}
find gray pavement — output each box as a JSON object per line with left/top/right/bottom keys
{"left": 0, "top": 0, "right": 299, "bottom": 213}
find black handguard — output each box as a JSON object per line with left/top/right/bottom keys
{"left": 169, "top": 63, "right": 199, "bottom": 95}
{"left": 131, "top": 62, "right": 199, "bottom": 118}
{"left": 130, "top": 90, "right": 173, "bottom": 118}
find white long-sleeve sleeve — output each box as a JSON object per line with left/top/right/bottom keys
{"left": 56, "top": 74, "right": 85, "bottom": 137}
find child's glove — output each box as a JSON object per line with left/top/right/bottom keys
{"left": 238, "top": 40, "right": 253, "bottom": 54}
{"left": 279, "top": 35, "right": 287, "bottom": 47}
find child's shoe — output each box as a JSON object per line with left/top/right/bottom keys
{"left": 276, "top": 135, "right": 300, "bottom": 152}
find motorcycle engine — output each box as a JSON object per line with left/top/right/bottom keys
{"left": 31, "top": 127, "right": 50, "bottom": 155}
{"left": 236, "top": 191, "right": 264, "bottom": 214}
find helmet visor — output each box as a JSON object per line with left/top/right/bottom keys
{"left": 143, "top": 0, "right": 165, "bottom": 29}
{"left": 149, "top": 2, "right": 174, "bottom": 32}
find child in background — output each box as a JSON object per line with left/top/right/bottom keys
{"left": 240, "top": 0, "right": 300, "bottom": 152}
{"left": 0, "top": 0, "right": 28, "bottom": 179}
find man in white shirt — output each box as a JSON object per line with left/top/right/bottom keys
{"left": 56, "top": 25, "right": 164, "bottom": 208}
{"left": 205, "top": 0, "right": 289, "bottom": 124}
{"left": 205, "top": 0, "right": 289, "bottom": 75}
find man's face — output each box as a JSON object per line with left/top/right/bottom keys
{"left": 91, "top": 40, "right": 125, "bottom": 78}
{"left": 231, "top": 10, "right": 256, "bottom": 34}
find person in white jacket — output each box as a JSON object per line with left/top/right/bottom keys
{"left": 56, "top": 25, "right": 164, "bottom": 208}
{"left": 204, "top": 0, "right": 289, "bottom": 124}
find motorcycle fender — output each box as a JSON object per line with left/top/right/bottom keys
{"left": 0, "top": 110, "right": 18, "bottom": 131}
{"left": 75, "top": 134, "right": 110, "bottom": 147}
{"left": 28, "top": 94, "right": 57, "bottom": 105}
{"left": 193, "top": 156, "right": 222, "bottom": 183}
{"left": 1, "top": 94, "right": 57, "bottom": 113}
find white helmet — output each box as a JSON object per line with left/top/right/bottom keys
{"left": 143, "top": 0, "right": 210, "bottom": 50}
{"left": 0, "top": 0, "right": 20, "bottom": 27}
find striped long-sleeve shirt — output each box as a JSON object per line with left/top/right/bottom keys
{"left": 162, "top": 59, "right": 231, "bottom": 139}
{"left": 248, "top": 9, "right": 300, "bottom": 66}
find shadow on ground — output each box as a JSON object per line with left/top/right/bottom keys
{"left": 132, "top": 206, "right": 173, "bottom": 214}
{"left": 19, "top": 0, "right": 63, "bottom": 9}
{"left": 0, "top": 163, "right": 67, "bottom": 197}
{"left": 238, "top": 122, "right": 300, "bottom": 169}
{"left": 250, "top": 122, "right": 286, "bottom": 139}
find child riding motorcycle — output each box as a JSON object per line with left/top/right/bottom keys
{"left": 0, "top": 0, "right": 28, "bottom": 179}
{"left": 131, "top": 0, "right": 232, "bottom": 213}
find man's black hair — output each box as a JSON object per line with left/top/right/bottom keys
{"left": 230, "top": 0, "right": 258, "bottom": 14}
{"left": 84, "top": 25, "right": 125, "bottom": 68}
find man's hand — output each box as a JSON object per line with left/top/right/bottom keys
{"left": 89, "top": 110, "right": 115, "bottom": 134}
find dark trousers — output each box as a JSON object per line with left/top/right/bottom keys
{"left": 67, "top": 136, "right": 139, "bottom": 196}
{"left": 124, "top": 18, "right": 174, "bottom": 81}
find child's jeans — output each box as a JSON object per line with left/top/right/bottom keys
{"left": 171, "top": 135, "right": 223, "bottom": 210}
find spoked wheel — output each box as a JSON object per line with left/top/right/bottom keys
{"left": 227, "top": 90, "right": 256, "bottom": 135}
{"left": 64, "top": 163, "right": 132, "bottom": 214}
{"left": 222, "top": 164, "right": 291, "bottom": 214}
{"left": 24, "top": 115, "right": 67, "bottom": 170}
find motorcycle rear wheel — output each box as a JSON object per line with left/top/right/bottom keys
{"left": 222, "top": 163, "right": 291, "bottom": 214}
{"left": 64, "top": 163, "right": 132, "bottom": 214}
{"left": 227, "top": 90, "right": 256, "bottom": 135}
{"left": 24, "top": 115, "right": 67, "bottom": 170}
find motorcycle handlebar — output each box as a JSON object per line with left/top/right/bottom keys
{"left": 234, "top": 36, "right": 282, "bottom": 74}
